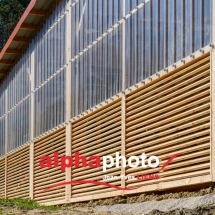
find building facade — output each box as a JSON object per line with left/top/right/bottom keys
{"left": 0, "top": 0, "right": 214, "bottom": 205}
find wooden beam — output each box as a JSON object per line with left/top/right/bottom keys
{"left": 66, "top": 123, "right": 71, "bottom": 202}
{"left": 0, "top": 59, "right": 14, "bottom": 65}
{"left": 29, "top": 9, "right": 48, "bottom": 16}
{"left": 121, "top": 95, "right": 126, "bottom": 196}
{"left": 0, "top": 70, "right": 7, "bottom": 75}
{"left": 13, "top": 37, "right": 30, "bottom": 43}
{"left": 20, "top": 23, "right": 38, "bottom": 30}
{"left": 211, "top": 50, "right": 215, "bottom": 181}
{"left": 30, "top": 49, "right": 34, "bottom": 199}
{"left": 5, "top": 49, "right": 22, "bottom": 55}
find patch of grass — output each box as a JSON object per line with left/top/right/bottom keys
{"left": 0, "top": 198, "right": 58, "bottom": 211}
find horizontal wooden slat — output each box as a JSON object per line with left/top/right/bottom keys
{"left": 127, "top": 101, "right": 210, "bottom": 138}
{"left": 72, "top": 144, "right": 120, "bottom": 157}
{"left": 127, "top": 122, "right": 210, "bottom": 151}
{"left": 127, "top": 56, "right": 210, "bottom": 102}
{"left": 127, "top": 86, "right": 209, "bottom": 129}
{"left": 127, "top": 112, "right": 209, "bottom": 145}
{"left": 72, "top": 100, "right": 121, "bottom": 128}
{"left": 127, "top": 68, "right": 210, "bottom": 110}
{"left": 72, "top": 181, "right": 121, "bottom": 195}
{"left": 127, "top": 73, "right": 209, "bottom": 116}
{"left": 127, "top": 90, "right": 210, "bottom": 130}
{"left": 72, "top": 117, "right": 121, "bottom": 140}
{"left": 127, "top": 138, "right": 210, "bottom": 159}
{"left": 72, "top": 121, "right": 121, "bottom": 144}
{"left": 73, "top": 111, "right": 121, "bottom": 135}
{"left": 73, "top": 127, "right": 121, "bottom": 146}
{"left": 73, "top": 135, "right": 121, "bottom": 153}
{"left": 72, "top": 187, "right": 117, "bottom": 198}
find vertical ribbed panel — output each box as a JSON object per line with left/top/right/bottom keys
{"left": 34, "top": 3, "right": 67, "bottom": 88}
{"left": 33, "top": 127, "right": 66, "bottom": 203}
{"left": 6, "top": 47, "right": 31, "bottom": 111}
{"left": 0, "top": 117, "right": 5, "bottom": 157}
{"left": 125, "top": 54, "right": 210, "bottom": 188}
{"left": 0, "top": 158, "right": 5, "bottom": 198}
{"left": 0, "top": 91, "right": 5, "bottom": 116}
{"left": 7, "top": 98, "right": 30, "bottom": 153}
{"left": 71, "top": 24, "right": 122, "bottom": 117}
{"left": 125, "top": 0, "right": 142, "bottom": 14}
{"left": 34, "top": 70, "right": 66, "bottom": 137}
{"left": 71, "top": 99, "right": 122, "bottom": 197}
{"left": 125, "top": 0, "right": 212, "bottom": 88}
{"left": 71, "top": 0, "right": 123, "bottom": 58}
{"left": 7, "top": 146, "right": 30, "bottom": 198}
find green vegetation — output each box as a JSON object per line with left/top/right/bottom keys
{"left": 0, "top": 0, "right": 30, "bottom": 50}
{"left": 0, "top": 198, "right": 58, "bottom": 211}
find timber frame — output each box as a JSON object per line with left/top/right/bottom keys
{"left": 0, "top": 45, "right": 214, "bottom": 205}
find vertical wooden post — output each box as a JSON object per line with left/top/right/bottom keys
{"left": 122, "top": 0, "right": 126, "bottom": 91}
{"left": 211, "top": 49, "right": 215, "bottom": 181}
{"left": 211, "top": 0, "right": 215, "bottom": 182}
{"left": 121, "top": 0, "right": 126, "bottom": 195}
{"left": 30, "top": 43, "right": 35, "bottom": 199}
{"left": 121, "top": 95, "right": 126, "bottom": 195}
{"left": 5, "top": 88, "right": 8, "bottom": 198}
{"left": 65, "top": 123, "right": 72, "bottom": 202}
{"left": 4, "top": 155, "right": 7, "bottom": 198}
{"left": 65, "top": 0, "right": 72, "bottom": 203}
{"left": 212, "top": 0, "right": 215, "bottom": 48}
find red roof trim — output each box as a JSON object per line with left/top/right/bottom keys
{"left": 0, "top": 0, "right": 37, "bottom": 60}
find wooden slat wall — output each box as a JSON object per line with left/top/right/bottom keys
{"left": 7, "top": 146, "right": 30, "bottom": 198}
{"left": 125, "top": 54, "right": 211, "bottom": 188}
{"left": 33, "top": 127, "right": 66, "bottom": 203}
{"left": 1, "top": 53, "right": 213, "bottom": 205}
{"left": 71, "top": 99, "right": 122, "bottom": 198}
{"left": 0, "top": 158, "right": 5, "bottom": 198}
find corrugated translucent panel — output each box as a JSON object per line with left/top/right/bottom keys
{"left": 58, "top": 0, "right": 69, "bottom": 16}
{"left": 71, "top": 0, "right": 123, "bottom": 58}
{"left": 6, "top": 48, "right": 31, "bottom": 111}
{"left": 34, "top": 70, "right": 66, "bottom": 137}
{"left": 71, "top": 25, "right": 122, "bottom": 117}
{"left": 7, "top": 98, "right": 30, "bottom": 153}
{"left": 0, "top": 90, "right": 5, "bottom": 117}
{"left": 34, "top": 7, "right": 67, "bottom": 88}
{"left": 125, "top": 0, "right": 212, "bottom": 88}
{"left": 125, "top": 0, "right": 142, "bottom": 14}
{"left": 0, "top": 117, "right": 5, "bottom": 157}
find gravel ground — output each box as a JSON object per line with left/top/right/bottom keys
{"left": 2, "top": 195, "right": 215, "bottom": 214}
{"left": 95, "top": 194, "right": 215, "bottom": 215}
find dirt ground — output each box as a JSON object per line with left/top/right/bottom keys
{"left": 0, "top": 206, "right": 124, "bottom": 215}
{"left": 2, "top": 187, "right": 215, "bottom": 214}
{"left": 2, "top": 206, "right": 215, "bottom": 215}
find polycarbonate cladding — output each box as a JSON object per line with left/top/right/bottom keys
{"left": 0, "top": 0, "right": 212, "bottom": 156}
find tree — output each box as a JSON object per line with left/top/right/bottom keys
{"left": 0, "top": 0, "right": 30, "bottom": 50}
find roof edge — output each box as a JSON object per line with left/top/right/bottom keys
{"left": 0, "top": 0, "right": 37, "bottom": 60}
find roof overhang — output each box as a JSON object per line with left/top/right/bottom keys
{"left": 0, "top": 0, "right": 60, "bottom": 84}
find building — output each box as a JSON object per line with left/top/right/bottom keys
{"left": 0, "top": 0, "right": 214, "bottom": 205}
